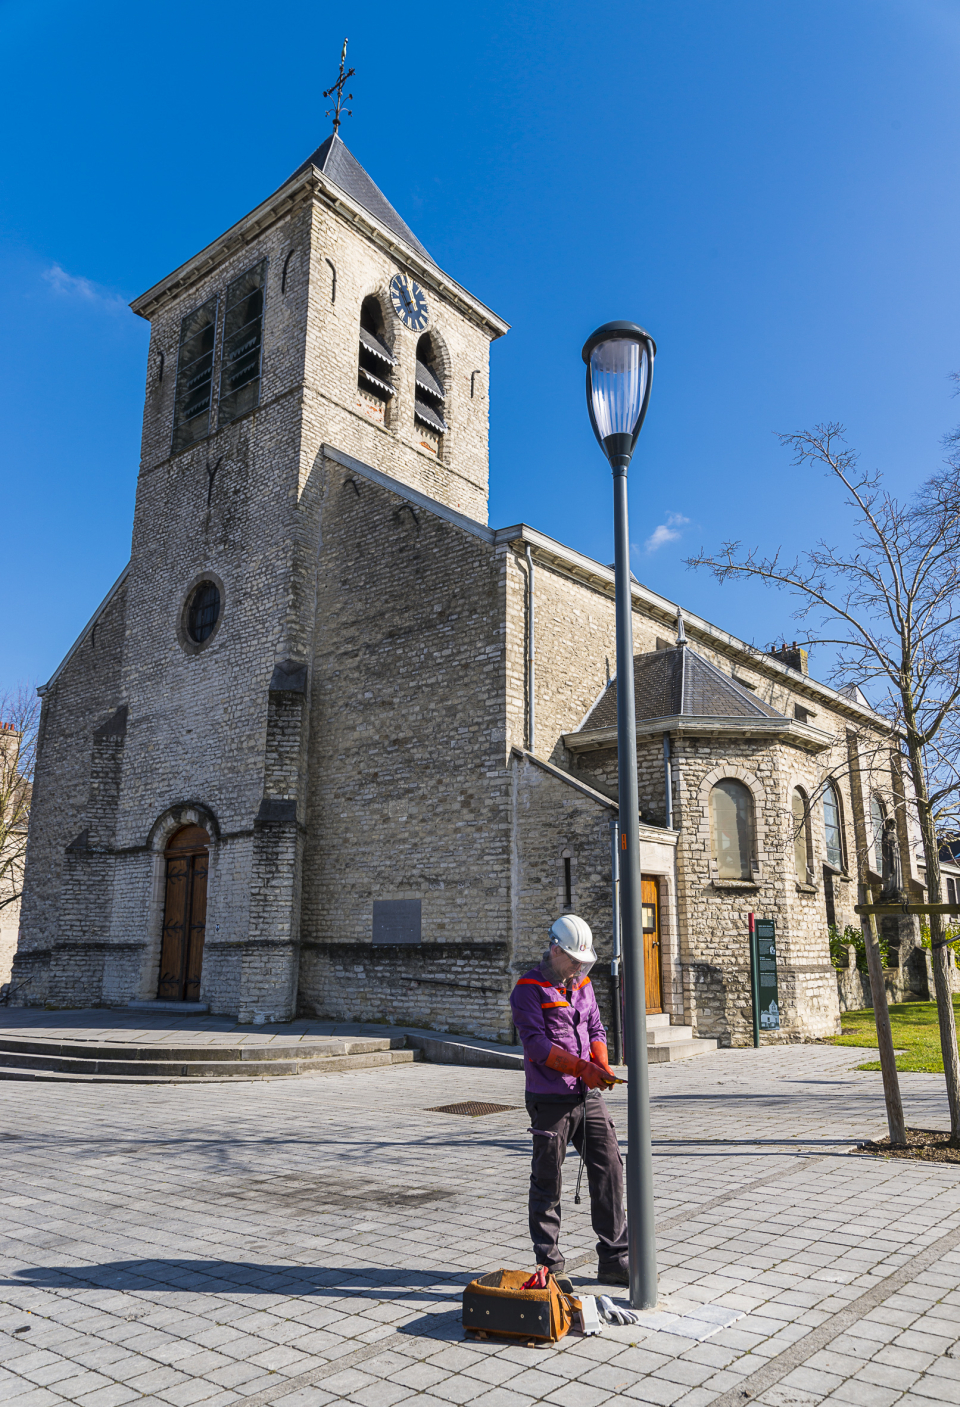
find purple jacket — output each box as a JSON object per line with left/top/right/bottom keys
{"left": 510, "top": 965, "right": 606, "bottom": 1096}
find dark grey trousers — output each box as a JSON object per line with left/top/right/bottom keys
{"left": 525, "top": 1093, "right": 629, "bottom": 1273}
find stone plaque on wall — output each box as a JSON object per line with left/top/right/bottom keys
{"left": 756, "top": 918, "right": 780, "bottom": 1030}
{"left": 373, "top": 899, "right": 422, "bottom": 944}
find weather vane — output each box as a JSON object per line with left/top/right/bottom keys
{"left": 324, "top": 38, "right": 355, "bottom": 134}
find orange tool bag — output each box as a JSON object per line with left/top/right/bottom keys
{"left": 462, "top": 1269, "right": 573, "bottom": 1343}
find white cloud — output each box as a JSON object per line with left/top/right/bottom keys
{"left": 644, "top": 512, "right": 690, "bottom": 552}
{"left": 42, "top": 263, "right": 126, "bottom": 312}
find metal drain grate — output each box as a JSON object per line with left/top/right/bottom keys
{"left": 427, "top": 1101, "right": 518, "bottom": 1118}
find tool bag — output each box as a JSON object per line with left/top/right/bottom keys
{"left": 462, "top": 1269, "right": 573, "bottom": 1343}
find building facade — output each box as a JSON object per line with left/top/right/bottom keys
{"left": 12, "top": 134, "right": 925, "bottom": 1042}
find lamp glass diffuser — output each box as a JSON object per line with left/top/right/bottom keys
{"left": 589, "top": 339, "right": 649, "bottom": 439}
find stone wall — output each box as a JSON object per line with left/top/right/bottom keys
{"left": 300, "top": 941, "right": 512, "bottom": 1042}
{"left": 300, "top": 198, "right": 496, "bottom": 524}
{"left": 0, "top": 902, "right": 17, "bottom": 990}
{"left": 13, "top": 577, "right": 128, "bottom": 1006}
{"left": 297, "top": 461, "right": 513, "bottom": 1026}
{"left": 510, "top": 751, "right": 619, "bottom": 1032}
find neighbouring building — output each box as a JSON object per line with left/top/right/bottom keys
{"left": 11, "top": 132, "right": 928, "bottom": 1042}
{"left": 1, "top": 720, "right": 29, "bottom": 991}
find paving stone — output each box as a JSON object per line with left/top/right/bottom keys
{"left": 2, "top": 1051, "right": 960, "bottom": 1407}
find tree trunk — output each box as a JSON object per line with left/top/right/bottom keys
{"left": 859, "top": 886, "right": 906, "bottom": 1143}
{"left": 905, "top": 732, "right": 960, "bottom": 1141}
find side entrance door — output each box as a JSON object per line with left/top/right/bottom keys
{"left": 158, "top": 825, "right": 209, "bottom": 1001}
{"left": 641, "top": 877, "right": 662, "bottom": 1014}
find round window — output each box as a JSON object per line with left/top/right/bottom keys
{"left": 186, "top": 581, "right": 221, "bottom": 643}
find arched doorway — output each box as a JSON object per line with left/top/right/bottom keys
{"left": 157, "top": 825, "right": 209, "bottom": 1001}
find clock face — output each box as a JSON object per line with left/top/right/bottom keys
{"left": 389, "top": 274, "right": 429, "bottom": 331}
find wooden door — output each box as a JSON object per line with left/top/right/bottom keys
{"left": 641, "top": 877, "right": 662, "bottom": 1013}
{"left": 158, "top": 825, "right": 209, "bottom": 1001}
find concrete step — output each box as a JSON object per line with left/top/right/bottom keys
{"left": 647, "top": 1037, "right": 718, "bottom": 1064}
{"left": 647, "top": 1024, "right": 694, "bottom": 1045}
{"left": 0, "top": 1050, "right": 420, "bottom": 1083}
{"left": 646, "top": 1013, "right": 672, "bottom": 1030}
{"left": 0, "top": 1035, "right": 401, "bottom": 1062}
{"left": 0, "top": 1035, "right": 419, "bottom": 1083}
{"left": 127, "top": 1000, "right": 210, "bottom": 1013}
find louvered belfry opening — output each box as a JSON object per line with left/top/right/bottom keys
{"left": 219, "top": 260, "right": 266, "bottom": 427}
{"left": 358, "top": 297, "right": 396, "bottom": 415}
{"left": 172, "top": 295, "right": 218, "bottom": 454}
{"left": 414, "top": 333, "right": 448, "bottom": 453}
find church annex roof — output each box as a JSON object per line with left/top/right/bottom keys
{"left": 581, "top": 644, "right": 787, "bottom": 731}
{"left": 289, "top": 134, "right": 435, "bottom": 265}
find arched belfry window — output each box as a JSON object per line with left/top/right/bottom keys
{"left": 358, "top": 298, "right": 396, "bottom": 413}
{"left": 792, "top": 788, "right": 811, "bottom": 879}
{"left": 414, "top": 333, "right": 448, "bottom": 451}
{"left": 710, "top": 779, "right": 754, "bottom": 879}
{"left": 218, "top": 259, "right": 266, "bottom": 427}
{"left": 870, "top": 795, "right": 886, "bottom": 872}
{"left": 823, "top": 781, "right": 845, "bottom": 870}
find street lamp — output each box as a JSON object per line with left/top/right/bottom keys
{"left": 582, "top": 320, "right": 657, "bottom": 1310}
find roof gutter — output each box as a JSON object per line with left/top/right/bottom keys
{"left": 563, "top": 715, "right": 835, "bottom": 754}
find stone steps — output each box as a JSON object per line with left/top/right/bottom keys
{"left": 0, "top": 1035, "right": 419, "bottom": 1083}
{"left": 645, "top": 1012, "right": 718, "bottom": 1063}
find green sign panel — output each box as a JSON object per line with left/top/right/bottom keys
{"left": 755, "top": 919, "right": 780, "bottom": 1031}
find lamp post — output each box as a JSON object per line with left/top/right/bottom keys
{"left": 582, "top": 320, "right": 657, "bottom": 1310}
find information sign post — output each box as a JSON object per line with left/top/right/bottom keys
{"left": 748, "top": 913, "right": 760, "bottom": 1048}
{"left": 755, "top": 918, "right": 780, "bottom": 1032}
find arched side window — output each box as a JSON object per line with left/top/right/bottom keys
{"left": 870, "top": 795, "right": 886, "bottom": 873}
{"left": 792, "top": 788, "right": 811, "bottom": 879}
{"left": 414, "top": 332, "right": 448, "bottom": 453}
{"left": 823, "top": 781, "right": 845, "bottom": 870}
{"left": 710, "top": 779, "right": 754, "bottom": 879}
{"left": 358, "top": 297, "right": 396, "bottom": 410}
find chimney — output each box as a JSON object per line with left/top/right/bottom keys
{"left": 768, "top": 641, "right": 808, "bottom": 675}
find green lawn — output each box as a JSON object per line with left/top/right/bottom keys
{"left": 829, "top": 995, "right": 960, "bottom": 1073}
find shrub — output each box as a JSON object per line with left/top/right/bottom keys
{"left": 828, "top": 922, "right": 889, "bottom": 972}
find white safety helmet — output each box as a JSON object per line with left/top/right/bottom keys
{"left": 549, "top": 914, "right": 597, "bottom": 973}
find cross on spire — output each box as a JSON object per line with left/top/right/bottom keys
{"left": 323, "top": 38, "right": 355, "bottom": 135}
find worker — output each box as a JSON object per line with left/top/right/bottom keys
{"left": 510, "top": 914, "right": 629, "bottom": 1287}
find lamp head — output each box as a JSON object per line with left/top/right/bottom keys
{"left": 582, "top": 320, "right": 656, "bottom": 469}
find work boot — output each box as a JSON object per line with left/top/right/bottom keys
{"left": 597, "top": 1261, "right": 629, "bottom": 1287}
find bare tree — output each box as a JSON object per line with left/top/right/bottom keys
{"left": 686, "top": 425, "right": 960, "bottom": 1141}
{"left": 0, "top": 685, "right": 40, "bottom": 925}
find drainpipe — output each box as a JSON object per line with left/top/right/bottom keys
{"left": 525, "top": 545, "right": 535, "bottom": 753}
{"left": 663, "top": 733, "right": 674, "bottom": 829}
{"left": 610, "top": 817, "right": 623, "bottom": 1064}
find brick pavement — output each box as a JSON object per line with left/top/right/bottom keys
{"left": 1, "top": 1044, "right": 959, "bottom": 1407}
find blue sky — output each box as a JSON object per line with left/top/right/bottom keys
{"left": 3, "top": 0, "right": 960, "bottom": 694}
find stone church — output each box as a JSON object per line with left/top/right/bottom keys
{"left": 12, "top": 131, "right": 925, "bottom": 1044}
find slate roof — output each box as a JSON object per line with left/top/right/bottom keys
{"left": 581, "top": 645, "right": 786, "bottom": 731}
{"left": 289, "top": 134, "right": 435, "bottom": 265}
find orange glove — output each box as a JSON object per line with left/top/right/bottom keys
{"left": 545, "top": 1045, "right": 609, "bottom": 1089}
{"left": 578, "top": 1061, "right": 610, "bottom": 1090}
{"left": 589, "top": 1040, "right": 616, "bottom": 1088}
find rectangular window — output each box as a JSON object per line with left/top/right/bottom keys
{"left": 794, "top": 704, "right": 811, "bottom": 723}
{"left": 372, "top": 899, "right": 422, "bottom": 944}
{"left": 172, "top": 295, "right": 218, "bottom": 453}
{"left": 563, "top": 857, "right": 572, "bottom": 909}
{"left": 218, "top": 259, "right": 266, "bottom": 427}
{"left": 948, "top": 877, "right": 957, "bottom": 905}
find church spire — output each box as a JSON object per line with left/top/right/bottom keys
{"left": 323, "top": 38, "right": 355, "bottom": 135}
